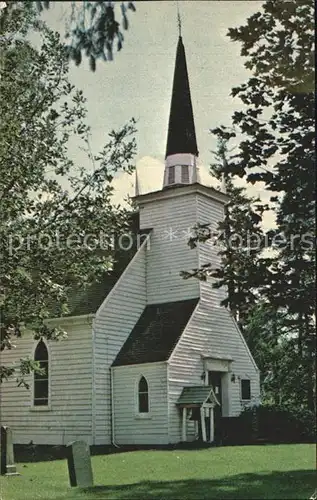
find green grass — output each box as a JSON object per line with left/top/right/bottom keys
{"left": 1, "top": 444, "right": 316, "bottom": 500}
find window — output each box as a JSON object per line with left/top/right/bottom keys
{"left": 34, "top": 340, "right": 49, "bottom": 406}
{"left": 138, "top": 376, "right": 149, "bottom": 413}
{"left": 181, "top": 165, "right": 189, "bottom": 183}
{"left": 241, "top": 379, "right": 251, "bottom": 400}
{"left": 168, "top": 166, "right": 175, "bottom": 184}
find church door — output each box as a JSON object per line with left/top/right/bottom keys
{"left": 208, "top": 371, "right": 222, "bottom": 442}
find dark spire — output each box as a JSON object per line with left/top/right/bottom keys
{"left": 165, "top": 36, "right": 198, "bottom": 158}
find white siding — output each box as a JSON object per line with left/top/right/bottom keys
{"left": 92, "top": 239, "right": 147, "bottom": 445}
{"left": 112, "top": 362, "right": 168, "bottom": 445}
{"left": 167, "top": 192, "right": 260, "bottom": 443}
{"left": 168, "top": 298, "right": 260, "bottom": 443}
{"left": 196, "top": 194, "right": 227, "bottom": 305}
{"left": 0, "top": 318, "right": 93, "bottom": 445}
{"left": 139, "top": 194, "right": 199, "bottom": 304}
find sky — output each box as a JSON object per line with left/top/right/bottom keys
{"left": 41, "top": 1, "right": 275, "bottom": 229}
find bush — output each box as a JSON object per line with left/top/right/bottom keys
{"left": 240, "top": 404, "right": 316, "bottom": 443}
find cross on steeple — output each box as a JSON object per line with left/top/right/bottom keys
{"left": 177, "top": 2, "right": 182, "bottom": 37}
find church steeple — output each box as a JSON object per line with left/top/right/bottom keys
{"left": 163, "top": 35, "right": 199, "bottom": 189}
{"left": 165, "top": 36, "right": 198, "bottom": 159}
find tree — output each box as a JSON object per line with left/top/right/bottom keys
{"left": 244, "top": 301, "right": 315, "bottom": 416}
{"left": 1, "top": 1, "right": 136, "bottom": 70}
{"left": 227, "top": 0, "right": 315, "bottom": 412}
{"left": 182, "top": 128, "right": 267, "bottom": 329}
{"left": 0, "top": 3, "right": 136, "bottom": 385}
{"left": 183, "top": 0, "right": 315, "bottom": 413}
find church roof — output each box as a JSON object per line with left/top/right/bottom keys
{"left": 165, "top": 36, "right": 198, "bottom": 158}
{"left": 112, "top": 298, "right": 199, "bottom": 366}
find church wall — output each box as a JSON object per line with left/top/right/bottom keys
{"left": 166, "top": 192, "right": 260, "bottom": 443}
{"left": 0, "top": 317, "right": 94, "bottom": 445}
{"left": 111, "top": 362, "right": 169, "bottom": 445}
{"left": 167, "top": 297, "right": 260, "bottom": 443}
{"left": 92, "top": 237, "right": 148, "bottom": 445}
{"left": 196, "top": 194, "right": 227, "bottom": 305}
{"left": 138, "top": 192, "right": 200, "bottom": 304}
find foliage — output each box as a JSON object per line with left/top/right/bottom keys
{"left": 0, "top": 3, "right": 136, "bottom": 384}
{"left": 244, "top": 302, "right": 316, "bottom": 414}
{"left": 2, "top": 1, "right": 136, "bottom": 70}
{"left": 183, "top": 0, "right": 315, "bottom": 414}
{"left": 240, "top": 404, "right": 316, "bottom": 443}
{"left": 227, "top": 0, "right": 315, "bottom": 412}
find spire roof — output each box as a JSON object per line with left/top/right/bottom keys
{"left": 165, "top": 36, "right": 198, "bottom": 159}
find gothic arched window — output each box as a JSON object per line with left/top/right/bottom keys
{"left": 33, "top": 340, "right": 49, "bottom": 406}
{"left": 138, "top": 376, "right": 149, "bottom": 413}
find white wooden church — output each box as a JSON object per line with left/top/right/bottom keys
{"left": 0, "top": 36, "right": 260, "bottom": 446}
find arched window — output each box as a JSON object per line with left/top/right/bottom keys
{"left": 138, "top": 376, "right": 149, "bottom": 413}
{"left": 34, "top": 340, "right": 49, "bottom": 406}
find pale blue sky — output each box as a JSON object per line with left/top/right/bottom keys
{"left": 44, "top": 1, "right": 261, "bottom": 164}
{"left": 42, "top": 1, "right": 275, "bottom": 228}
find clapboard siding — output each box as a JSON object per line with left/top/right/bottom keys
{"left": 112, "top": 362, "right": 168, "bottom": 445}
{"left": 168, "top": 297, "right": 260, "bottom": 442}
{"left": 92, "top": 238, "right": 148, "bottom": 445}
{"left": 196, "top": 195, "right": 227, "bottom": 305}
{"left": 167, "top": 192, "right": 260, "bottom": 443}
{"left": 0, "top": 319, "right": 93, "bottom": 445}
{"left": 139, "top": 194, "right": 199, "bottom": 304}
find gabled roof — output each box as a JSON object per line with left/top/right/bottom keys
{"left": 165, "top": 36, "right": 198, "bottom": 158}
{"left": 176, "top": 386, "right": 220, "bottom": 406}
{"left": 112, "top": 298, "right": 199, "bottom": 367}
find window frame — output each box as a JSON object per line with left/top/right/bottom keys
{"left": 168, "top": 165, "right": 175, "bottom": 185}
{"left": 30, "top": 339, "right": 51, "bottom": 411}
{"left": 135, "top": 375, "right": 151, "bottom": 419}
{"left": 181, "top": 165, "right": 190, "bottom": 184}
{"left": 240, "top": 378, "right": 251, "bottom": 401}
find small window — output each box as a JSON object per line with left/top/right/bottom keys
{"left": 241, "top": 379, "right": 251, "bottom": 400}
{"left": 168, "top": 166, "right": 175, "bottom": 184}
{"left": 138, "top": 376, "right": 149, "bottom": 413}
{"left": 181, "top": 165, "right": 189, "bottom": 183}
{"left": 34, "top": 340, "right": 49, "bottom": 406}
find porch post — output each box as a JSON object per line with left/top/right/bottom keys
{"left": 200, "top": 407, "right": 207, "bottom": 442}
{"left": 182, "top": 407, "right": 187, "bottom": 442}
{"left": 209, "top": 407, "right": 214, "bottom": 443}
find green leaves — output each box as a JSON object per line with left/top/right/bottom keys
{"left": 1, "top": 7, "right": 137, "bottom": 385}
{"left": 226, "top": 0, "right": 315, "bottom": 412}
{"left": 62, "top": 2, "right": 135, "bottom": 69}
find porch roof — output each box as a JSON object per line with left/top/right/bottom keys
{"left": 176, "top": 386, "right": 220, "bottom": 407}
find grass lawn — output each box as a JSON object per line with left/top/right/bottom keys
{"left": 1, "top": 444, "right": 316, "bottom": 500}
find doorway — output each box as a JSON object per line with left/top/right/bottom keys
{"left": 207, "top": 371, "right": 223, "bottom": 442}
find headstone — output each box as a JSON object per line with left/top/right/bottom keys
{"left": 66, "top": 440, "right": 93, "bottom": 488}
{"left": 0, "top": 426, "right": 20, "bottom": 476}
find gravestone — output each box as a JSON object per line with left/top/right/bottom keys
{"left": 0, "top": 426, "right": 20, "bottom": 476}
{"left": 67, "top": 440, "right": 93, "bottom": 487}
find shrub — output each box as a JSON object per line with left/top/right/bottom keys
{"left": 240, "top": 404, "right": 316, "bottom": 443}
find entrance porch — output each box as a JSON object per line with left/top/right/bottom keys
{"left": 176, "top": 386, "right": 220, "bottom": 443}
